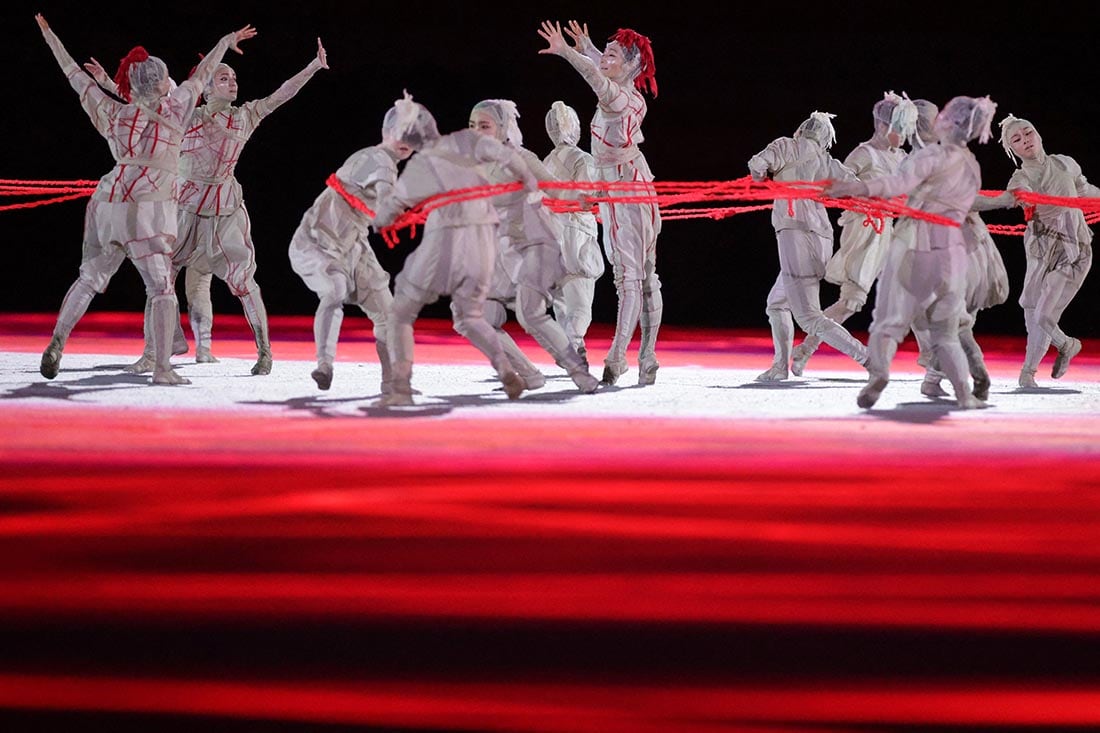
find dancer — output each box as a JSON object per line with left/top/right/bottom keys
{"left": 465, "top": 98, "right": 599, "bottom": 394}
{"left": 910, "top": 100, "right": 1006, "bottom": 401}
{"left": 973, "top": 114, "right": 1096, "bottom": 387}
{"left": 537, "top": 20, "right": 662, "bottom": 386}
{"left": 288, "top": 103, "right": 413, "bottom": 392}
{"left": 543, "top": 100, "right": 605, "bottom": 364}
{"left": 790, "top": 92, "right": 914, "bottom": 376}
{"left": 371, "top": 94, "right": 542, "bottom": 407}
{"left": 748, "top": 111, "right": 868, "bottom": 381}
{"left": 126, "top": 40, "right": 328, "bottom": 376}
{"left": 36, "top": 13, "right": 255, "bottom": 385}
{"left": 826, "top": 95, "right": 998, "bottom": 410}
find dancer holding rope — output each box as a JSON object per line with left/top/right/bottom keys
{"left": 827, "top": 95, "right": 998, "bottom": 410}
{"left": 288, "top": 102, "right": 412, "bottom": 392}
{"left": 748, "top": 111, "right": 868, "bottom": 382}
{"left": 464, "top": 98, "right": 599, "bottom": 394}
{"left": 35, "top": 13, "right": 255, "bottom": 385}
{"left": 973, "top": 115, "right": 1096, "bottom": 388}
{"left": 537, "top": 20, "right": 662, "bottom": 387}
{"left": 790, "top": 93, "right": 913, "bottom": 377}
{"left": 543, "top": 100, "right": 606, "bottom": 367}
{"left": 371, "top": 94, "right": 541, "bottom": 407}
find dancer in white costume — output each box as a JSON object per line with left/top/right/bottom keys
{"left": 972, "top": 115, "right": 1096, "bottom": 388}
{"left": 120, "top": 40, "right": 328, "bottom": 376}
{"left": 790, "top": 93, "right": 913, "bottom": 376}
{"left": 910, "top": 100, "right": 1007, "bottom": 401}
{"left": 288, "top": 103, "right": 414, "bottom": 392}
{"left": 36, "top": 14, "right": 255, "bottom": 385}
{"left": 748, "top": 111, "right": 867, "bottom": 381}
{"left": 538, "top": 20, "right": 662, "bottom": 386}
{"left": 543, "top": 100, "right": 606, "bottom": 364}
{"left": 826, "top": 95, "right": 998, "bottom": 410}
{"left": 464, "top": 99, "right": 599, "bottom": 394}
{"left": 371, "top": 95, "right": 540, "bottom": 407}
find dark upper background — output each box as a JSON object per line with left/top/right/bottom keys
{"left": 5, "top": 1, "right": 1098, "bottom": 337}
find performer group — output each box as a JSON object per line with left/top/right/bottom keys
{"left": 31, "top": 14, "right": 1096, "bottom": 409}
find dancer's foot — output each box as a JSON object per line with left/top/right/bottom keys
{"left": 195, "top": 348, "right": 219, "bottom": 364}
{"left": 251, "top": 349, "right": 272, "bottom": 376}
{"left": 1018, "top": 369, "right": 1038, "bottom": 389}
{"left": 1052, "top": 337, "right": 1082, "bottom": 379}
{"left": 755, "top": 364, "right": 788, "bottom": 382}
{"left": 152, "top": 368, "right": 191, "bottom": 386}
{"left": 638, "top": 359, "right": 659, "bottom": 386}
{"left": 857, "top": 374, "right": 888, "bottom": 409}
{"left": 123, "top": 354, "right": 155, "bottom": 375}
{"left": 501, "top": 370, "right": 526, "bottom": 400}
{"left": 40, "top": 337, "right": 63, "bottom": 379}
{"left": 600, "top": 360, "right": 628, "bottom": 386}
{"left": 789, "top": 344, "right": 812, "bottom": 377}
{"left": 311, "top": 363, "right": 333, "bottom": 391}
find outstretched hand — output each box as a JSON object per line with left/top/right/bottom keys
{"left": 316, "top": 37, "right": 328, "bottom": 69}
{"left": 83, "top": 57, "right": 110, "bottom": 84}
{"left": 537, "top": 20, "right": 568, "bottom": 55}
{"left": 564, "top": 20, "right": 590, "bottom": 48}
{"left": 229, "top": 24, "right": 258, "bottom": 55}
{"left": 34, "top": 13, "right": 49, "bottom": 32}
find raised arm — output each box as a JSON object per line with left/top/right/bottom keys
{"left": 184, "top": 24, "right": 258, "bottom": 99}
{"left": 83, "top": 56, "right": 120, "bottom": 97}
{"left": 250, "top": 38, "right": 327, "bottom": 119}
{"left": 565, "top": 20, "right": 601, "bottom": 64}
{"left": 538, "top": 20, "right": 626, "bottom": 113}
{"left": 36, "top": 14, "right": 115, "bottom": 136}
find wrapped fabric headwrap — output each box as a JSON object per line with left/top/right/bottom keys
{"left": 546, "top": 100, "right": 581, "bottom": 147}
{"left": 795, "top": 111, "right": 837, "bottom": 150}
{"left": 384, "top": 90, "right": 439, "bottom": 149}
{"left": 471, "top": 99, "right": 523, "bottom": 147}
{"left": 909, "top": 98, "right": 939, "bottom": 149}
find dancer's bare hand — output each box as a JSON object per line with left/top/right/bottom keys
{"left": 564, "top": 20, "right": 590, "bottom": 49}
{"left": 83, "top": 56, "right": 110, "bottom": 84}
{"left": 35, "top": 13, "right": 50, "bottom": 32}
{"left": 537, "top": 20, "right": 568, "bottom": 55}
{"left": 316, "top": 38, "right": 328, "bottom": 68}
{"left": 229, "top": 24, "right": 258, "bottom": 54}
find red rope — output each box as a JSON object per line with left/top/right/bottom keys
{"left": 0, "top": 178, "right": 96, "bottom": 211}
{"left": 7, "top": 176, "right": 1100, "bottom": 240}
{"left": 325, "top": 174, "right": 376, "bottom": 218}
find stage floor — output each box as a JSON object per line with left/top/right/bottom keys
{"left": 1, "top": 312, "right": 1098, "bottom": 732}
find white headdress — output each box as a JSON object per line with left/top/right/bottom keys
{"left": 795, "top": 111, "right": 837, "bottom": 150}
{"left": 545, "top": 100, "right": 581, "bottom": 147}
{"left": 472, "top": 99, "right": 523, "bottom": 147}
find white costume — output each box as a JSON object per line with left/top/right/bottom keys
{"left": 128, "top": 52, "right": 325, "bottom": 376}
{"left": 372, "top": 98, "right": 540, "bottom": 407}
{"left": 289, "top": 138, "right": 400, "bottom": 392}
{"left": 36, "top": 17, "right": 246, "bottom": 385}
{"left": 829, "top": 95, "right": 998, "bottom": 409}
{"left": 791, "top": 94, "right": 912, "bottom": 375}
{"left": 540, "top": 23, "right": 662, "bottom": 386}
{"left": 462, "top": 99, "right": 599, "bottom": 394}
{"left": 973, "top": 115, "right": 1096, "bottom": 387}
{"left": 747, "top": 112, "right": 867, "bottom": 381}
{"left": 543, "top": 101, "right": 605, "bottom": 362}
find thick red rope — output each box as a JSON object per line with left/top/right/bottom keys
{"left": 7, "top": 176, "right": 1100, "bottom": 242}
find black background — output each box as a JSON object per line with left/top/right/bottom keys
{"left": 6, "top": 0, "right": 1098, "bottom": 337}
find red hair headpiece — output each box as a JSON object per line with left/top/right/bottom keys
{"left": 610, "top": 28, "right": 657, "bottom": 98}
{"left": 113, "top": 46, "right": 150, "bottom": 102}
